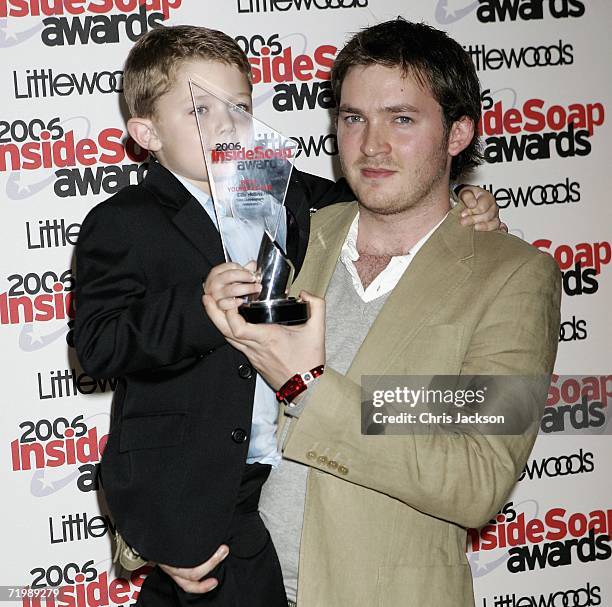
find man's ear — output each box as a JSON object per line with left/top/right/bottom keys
{"left": 127, "top": 117, "right": 162, "bottom": 153}
{"left": 447, "top": 116, "right": 475, "bottom": 157}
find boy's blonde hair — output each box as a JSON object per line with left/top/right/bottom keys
{"left": 123, "top": 25, "right": 252, "bottom": 118}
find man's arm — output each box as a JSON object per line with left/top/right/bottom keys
{"left": 281, "top": 252, "right": 560, "bottom": 529}
{"left": 74, "top": 202, "right": 227, "bottom": 378}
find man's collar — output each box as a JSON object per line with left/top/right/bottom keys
{"left": 343, "top": 209, "right": 449, "bottom": 262}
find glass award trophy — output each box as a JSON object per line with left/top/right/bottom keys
{"left": 189, "top": 75, "right": 308, "bottom": 325}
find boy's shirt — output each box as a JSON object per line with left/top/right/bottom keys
{"left": 173, "top": 171, "right": 285, "bottom": 466}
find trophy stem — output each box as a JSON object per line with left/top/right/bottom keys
{"left": 239, "top": 232, "right": 309, "bottom": 325}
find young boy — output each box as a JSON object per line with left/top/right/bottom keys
{"left": 74, "top": 25, "right": 501, "bottom": 606}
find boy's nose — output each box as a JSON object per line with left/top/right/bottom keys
{"left": 215, "top": 107, "right": 237, "bottom": 137}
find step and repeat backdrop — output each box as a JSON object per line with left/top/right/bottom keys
{"left": 1, "top": 0, "right": 611, "bottom": 605}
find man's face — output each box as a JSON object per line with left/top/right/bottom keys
{"left": 150, "top": 58, "right": 252, "bottom": 194}
{"left": 337, "top": 64, "right": 453, "bottom": 216}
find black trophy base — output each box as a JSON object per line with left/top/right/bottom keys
{"left": 239, "top": 297, "right": 309, "bottom": 325}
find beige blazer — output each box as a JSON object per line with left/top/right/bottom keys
{"left": 280, "top": 201, "right": 561, "bottom": 607}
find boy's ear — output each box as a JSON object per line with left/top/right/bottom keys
{"left": 127, "top": 117, "right": 162, "bottom": 153}
{"left": 447, "top": 116, "right": 475, "bottom": 157}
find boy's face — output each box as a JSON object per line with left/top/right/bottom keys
{"left": 143, "top": 58, "right": 253, "bottom": 195}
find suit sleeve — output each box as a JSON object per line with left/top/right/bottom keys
{"left": 74, "top": 202, "right": 226, "bottom": 379}
{"left": 282, "top": 252, "right": 562, "bottom": 529}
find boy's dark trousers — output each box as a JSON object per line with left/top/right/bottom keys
{"left": 136, "top": 463, "right": 287, "bottom": 607}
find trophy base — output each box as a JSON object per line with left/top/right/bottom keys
{"left": 239, "top": 298, "right": 309, "bottom": 325}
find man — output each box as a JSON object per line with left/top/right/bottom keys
{"left": 203, "top": 19, "right": 562, "bottom": 606}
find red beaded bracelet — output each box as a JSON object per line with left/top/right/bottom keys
{"left": 276, "top": 365, "right": 325, "bottom": 406}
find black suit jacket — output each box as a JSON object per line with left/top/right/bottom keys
{"left": 74, "top": 161, "right": 352, "bottom": 567}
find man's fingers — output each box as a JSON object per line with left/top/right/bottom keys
{"left": 225, "top": 308, "right": 262, "bottom": 344}
{"left": 299, "top": 291, "right": 325, "bottom": 324}
{"left": 175, "top": 577, "right": 220, "bottom": 594}
{"left": 158, "top": 545, "right": 229, "bottom": 594}
{"left": 203, "top": 294, "right": 233, "bottom": 336}
{"left": 217, "top": 297, "right": 242, "bottom": 311}
{"left": 159, "top": 565, "right": 219, "bottom": 594}
{"left": 180, "top": 546, "right": 229, "bottom": 580}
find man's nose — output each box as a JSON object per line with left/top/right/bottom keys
{"left": 360, "top": 124, "right": 391, "bottom": 157}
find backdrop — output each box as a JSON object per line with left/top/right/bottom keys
{"left": 1, "top": 1, "right": 610, "bottom": 605}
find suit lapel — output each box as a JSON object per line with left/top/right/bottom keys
{"left": 172, "top": 199, "right": 226, "bottom": 267}
{"left": 142, "top": 161, "right": 226, "bottom": 267}
{"left": 279, "top": 203, "right": 356, "bottom": 439}
{"left": 291, "top": 202, "right": 358, "bottom": 297}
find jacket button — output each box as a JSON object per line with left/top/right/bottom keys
{"left": 231, "top": 428, "right": 248, "bottom": 444}
{"left": 317, "top": 455, "right": 328, "bottom": 465}
{"left": 328, "top": 460, "right": 338, "bottom": 469}
{"left": 238, "top": 363, "right": 253, "bottom": 379}
{"left": 306, "top": 450, "right": 317, "bottom": 460}
{"left": 338, "top": 465, "right": 349, "bottom": 475}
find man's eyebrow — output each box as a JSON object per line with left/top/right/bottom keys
{"left": 338, "top": 105, "right": 362, "bottom": 114}
{"left": 338, "top": 104, "right": 420, "bottom": 114}
{"left": 384, "top": 104, "right": 419, "bottom": 113}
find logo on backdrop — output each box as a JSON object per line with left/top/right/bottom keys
{"left": 236, "top": 32, "right": 337, "bottom": 112}
{"left": 1, "top": 269, "right": 74, "bottom": 326}
{"left": 26, "top": 218, "right": 81, "bottom": 249}
{"left": 0, "top": 16, "right": 43, "bottom": 47}
{"left": 24, "top": 559, "right": 150, "bottom": 607}
{"left": 0, "top": 0, "right": 181, "bottom": 46}
{"left": 2, "top": 116, "right": 89, "bottom": 200}
{"left": 468, "top": 501, "right": 612, "bottom": 573}
{"left": 533, "top": 240, "right": 611, "bottom": 297}
{"left": 542, "top": 374, "right": 611, "bottom": 434}
{"left": 480, "top": 178, "right": 580, "bottom": 208}
{"left": 558, "top": 316, "right": 587, "bottom": 343}
{"left": 464, "top": 40, "right": 573, "bottom": 71}
{"left": 436, "top": 0, "right": 585, "bottom": 24}
{"left": 0, "top": 118, "right": 148, "bottom": 198}
{"left": 236, "top": 0, "right": 368, "bottom": 14}
{"left": 11, "top": 413, "right": 113, "bottom": 495}
{"left": 480, "top": 89, "right": 606, "bottom": 164}
{"left": 48, "top": 511, "right": 116, "bottom": 545}
{"left": 290, "top": 133, "right": 337, "bottom": 158}
{"left": 13, "top": 68, "right": 123, "bottom": 99}
{"left": 519, "top": 448, "right": 594, "bottom": 480}
{"left": 481, "top": 583, "right": 602, "bottom": 607}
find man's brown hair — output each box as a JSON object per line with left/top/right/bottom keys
{"left": 123, "top": 25, "right": 252, "bottom": 118}
{"left": 331, "top": 18, "right": 482, "bottom": 180}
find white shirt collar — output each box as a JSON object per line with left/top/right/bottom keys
{"left": 340, "top": 210, "right": 448, "bottom": 303}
